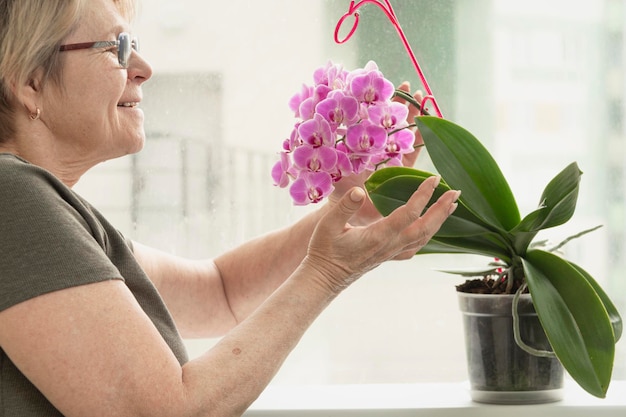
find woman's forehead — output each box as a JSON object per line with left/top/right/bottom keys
{"left": 69, "top": 0, "right": 130, "bottom": 41}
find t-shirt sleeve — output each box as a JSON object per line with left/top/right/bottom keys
{"left": 0, "top": 161, "right": 124, "bottom": 312}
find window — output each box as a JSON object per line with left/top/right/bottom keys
{"left": 75, "top": 0, "right": 625, "bottom": 385}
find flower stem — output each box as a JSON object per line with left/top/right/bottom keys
{"left": 393, "top": 89, "right": 430, "bottom": 116}
{"left": 388, "top": 123, "right": 418, "bottom": 135}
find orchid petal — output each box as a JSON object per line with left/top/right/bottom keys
{"left": 290, "top": 171, "right": 334, "bottom": 205}
{"left": 346, "top": 123, "right": 387, "bottom": 154}
{"left": 386, "top": 129, "right": 416, "bottom": 157}
{"left": 298, "top": 114, "right": 334, "bottom": 148}
{"left": 368, "top": 102, "right": 409, "bottom": 131}
{"left": 289, "top": 84, "right": 312, "bottom": 117}
{"left": 293, "top": 145, "right": 338, "bottom": 173}
{"left": 316, "top": 93, "right": 359, "bottom": 129}
{"left": 271, "top": 152, "right": 292, "bottom": 188}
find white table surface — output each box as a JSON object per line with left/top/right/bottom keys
{"left": 244, "top": 380, "right": 626, "bottom": 416}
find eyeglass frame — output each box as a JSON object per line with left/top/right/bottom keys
{"left": 58, "top": 32, "right": 138, "bottom": 69}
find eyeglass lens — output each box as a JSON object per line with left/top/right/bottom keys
{"left": 118, "top": 33, "right": 131, "bottom": 68}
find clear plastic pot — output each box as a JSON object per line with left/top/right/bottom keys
{"left": 458, "top": 292, "right": 564, "bottom": 404}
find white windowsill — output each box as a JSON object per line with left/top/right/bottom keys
{"left": 244, "top": 380, "right": 626, "bottom": 416}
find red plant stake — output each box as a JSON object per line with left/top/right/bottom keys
{"left": 334, "top": 0, "right": 444, "bottom": 118}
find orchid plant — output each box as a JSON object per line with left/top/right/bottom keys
{"left": 271, "top": 59, "right": 622, "bottom": 399}
{"left": 271, "top": 0, "right": 623, "bottom": 402}
{"left": 363, "top": 114, "right": 623, "bottom": 399}
{"left": 272, "top": 61, "right": 416, "bottom": 205}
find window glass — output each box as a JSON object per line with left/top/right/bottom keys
{"left": 75, "top": 0, "right": 625, "bottom": 385}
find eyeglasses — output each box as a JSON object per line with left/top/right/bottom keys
{"left": 59, "top": 32, "right": 138, "bottom": 69}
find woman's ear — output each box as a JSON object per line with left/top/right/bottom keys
{"left": 12, "top": 67, "right": 45, "bottom": 115}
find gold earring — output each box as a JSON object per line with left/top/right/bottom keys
{"left": 29, "top": 108, "right": 41, "bottom": 121}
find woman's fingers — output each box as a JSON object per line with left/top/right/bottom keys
{"left": 401, "top": 189, "right": 459, "bottom": 246}
{"left": 383, "top": 175, "right": 459, "bottom": 248}
{"left": 384, "top": 175, "right": 440, "bottom": 231}
{"left": 321, "top": 187, "right": 366, "bottom": 232}
{"left": 306, "top": 178, "right": 459, "bottom": 294}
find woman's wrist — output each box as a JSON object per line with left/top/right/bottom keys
{"left": 295, "top": 253, "right": 356, "bottom": 299}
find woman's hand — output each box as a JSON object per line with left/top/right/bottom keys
{"left": 328, "top": 82, "right": 426, "bottom": 226}
{"left": 305, "top": 176, "right": 459, "bottom": 294}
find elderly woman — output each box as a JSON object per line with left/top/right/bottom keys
{"left": 0, "top": 0, "right": 459, "bottom": 416}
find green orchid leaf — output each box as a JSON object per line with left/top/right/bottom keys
{"left": 569, "top": 261, "right": 623, "bottom": 342}
{"left": 534, "top": 162, "right": 582, "bottom": 228}
{"left": 435, "top": 216, "right": 499, "bottom": 238}
{"left": 435, "top": 266, "right": 501, "bottom": 277}
{"left": 367, "top": 168, "right": 496, "bottom": 229}
{"left": 419, "top": 235, "right": 511, "bottom": 263}
{"left": 366, "top": 168, "right": 438, "bottom": 217}
{"left": 365, "top": 166, "right": 436, "bottom": 191}
{"left": 417, "top": 116, "right": 521, "bottom": 231}
{"left": 523, "top": 250, "right": 615, "bottom": 398}
{"left": 366, "top": 168, "right": 512, "bottom": 260}
{"left": 367, "top": 169, "right": 496, "bottom": 235}
{"left": 512, "top": 163, "right": 582, "bottom": 253}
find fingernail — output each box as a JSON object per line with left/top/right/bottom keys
{"left": 350, "top": 187, "right": 365, "bottom": 202}
{"left": 432, "top": 176, "right": 441, "bottom": 189}
{"left": 448, "top": 202, "right": 458, "bottom": 215}
{"left": 454, "top": 190, "right": 462, "bottom": 201}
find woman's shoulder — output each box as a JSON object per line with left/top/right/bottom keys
{"left": 0, "top": 152, "right": 36, "bottom": 169}
{"left": 0, "top": 153, "right": 103, "bottom": 238}
{"left": 0, "top": 153, "right": 64, "bottom": 192}
{"left": 0, "top": 152, "right": 31, "bottom": 171}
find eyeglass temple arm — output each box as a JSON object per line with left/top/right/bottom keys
{"left": 59, "top": 40, "right": 117, "bottom": 52}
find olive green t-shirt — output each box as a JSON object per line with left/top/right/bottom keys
{"left": 0, "top": 154, "right": 189, "bottom": 416}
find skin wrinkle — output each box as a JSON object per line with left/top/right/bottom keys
{"left": 215, "top": 260, "right": 241, "bottom": 328}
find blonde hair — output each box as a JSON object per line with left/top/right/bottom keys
{"left": 0, "top": 0, "right": 136, "bottom": 142}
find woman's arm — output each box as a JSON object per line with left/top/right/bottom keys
{"left": 132, "top": 204, "right": 329, "bottom": 338}
{"left": 0, "top": 259, "right": 339, "bottom": 417}
{"left": 0, "top": 182, "right": 458, "bottom": 417}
